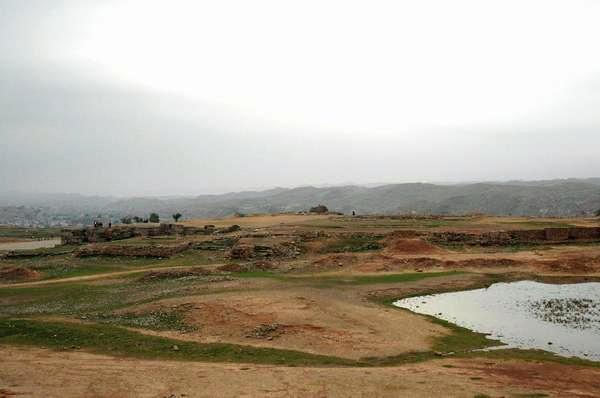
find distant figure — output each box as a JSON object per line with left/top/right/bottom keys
{"left": 352, "top": 210, "right": 356, "bottom": 216}
{"left": 108, "top": 222, "right": 112, "bottom": 228}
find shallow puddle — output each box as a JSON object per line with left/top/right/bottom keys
{"left": 394, "top": 281, "right": 600, "bottom": 361}
{"left": 0, "top": 238, "right": 61, "bottom": 251}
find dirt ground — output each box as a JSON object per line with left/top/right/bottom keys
{"left": 121, "top": 286, "right": 449, "bottom": 359}
{"left": 182, "top": 214, "right": 332, "bottom": 228}
{"left": 1, "top": 346, "right": 599, "bottom": 398}
{"left": 2, "top": 215, "right": 600, "bottom": 397}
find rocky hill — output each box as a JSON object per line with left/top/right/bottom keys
{"left": 2, "top": 179, "right": 600, "bottom": 225}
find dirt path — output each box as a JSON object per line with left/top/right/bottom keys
{"left": 2, "top": 346, "right": 599, "bottom": 397}
{"left": 0, "top": 263, "right": 226, "bottom": 288}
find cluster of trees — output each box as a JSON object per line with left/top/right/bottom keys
{"left": 120, "top": 212, "right": 183, "bottom": 224}
{"left": 120, "top": 213, "right": 160, "bottom": 224}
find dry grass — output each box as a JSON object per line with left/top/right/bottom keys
{"left": 182, "top": 213, "right": 333, "bottom": 228}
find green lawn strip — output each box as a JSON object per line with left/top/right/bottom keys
{"left": 2, "top": 249, "right": 224, "bottom": 282}
{"left": 0, "top": 226, "right": 62, "bottom": 239}
{"left": 0, "top": 276, "right": 216, "bottom": 317}
{"left": 230, "top": 270, "right": 282, "bottom": 278}
{"left": 304, "top": 271, "right": 464, "bottom": 287}
{"left": 461, "top": 348, "right": 600, "bottom": 368}
{"left": 92, "top": 309, "right": 195, "bottom": 332}
{"left": 497, "top": 221, "right": 574, "bottom": 229}
{"left": 0, "top": 318, "right": 358, "bottom": 366}
{"left": 0, "top": 244, "right": 78, "bottom": 257}
{"left": 320, "top": 236, "right": 382, "bottom": 253}
{"left": 361, "top": 315, "right": 501, "bottom": 366}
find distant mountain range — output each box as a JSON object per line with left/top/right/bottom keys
{"left": 2, "top": 178, "right": 600, "bottom": 226}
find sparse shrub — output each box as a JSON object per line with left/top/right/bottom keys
{"left": 120, "top": 217, "right": 132, "bottom": 224}
{"left": 149, "top": 213, "right": 160, "bottom": 223}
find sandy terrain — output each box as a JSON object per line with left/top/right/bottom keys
{"left": 2, "top": 346, "right": 599, "bottom": 398}
{"left": 120, "top": 287, "right": 448, "bottom": 360}
{"left": 3, "top": 216, "right": 600, "bottom": 397}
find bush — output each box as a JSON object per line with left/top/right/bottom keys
{"left": 309, "top": 205, "right": 328, "bottom": 214}
{"left": 149, "top": 213, "right": 160, "bottom": 223}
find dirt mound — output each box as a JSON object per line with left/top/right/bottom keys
{"left": 540, "top": 255, "right": 600, "bottom": 274}
{"left": 310, "top": 253, "right": 359, "bottom": 269}
{"left": 385, "top": 238, "right": 444, "bottom": 255}
{"left": 357, "top": 254, "right": 448, "bottom": 272}
{"left": 357, "top": 254, "right": 524, "bottom": 272}
{"left": 146, "top": 289, "right": 446, "bottom": 359}
{"left": 77, "top": 242, "right": 192, "bottom": 258}
{"left": 217, "top": 260, "right": 275, "bottom": 273}
{"left": 0, "top": 267, "right": 40, "bottom": 282}
{"left": 138, "top": 267, "right": 218, "bottom": 282}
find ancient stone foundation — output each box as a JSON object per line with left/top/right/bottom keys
{"left": 427, "top": 226, "right": 600, "bottom": 246}
{"left": 61, "top": 223, "right": 219, "bottom": 245}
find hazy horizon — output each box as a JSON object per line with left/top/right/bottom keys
{"left": 2, "top": 1, "right": 600, "bottom": 196}
{"left": 2, "top": 176, "right": 600, "bottom": 199}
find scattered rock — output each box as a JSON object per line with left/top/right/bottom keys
{"left": 246, "top": 323, "right": 282, "bottom": 339}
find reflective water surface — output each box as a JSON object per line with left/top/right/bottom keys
{"left": 394, "top": 281, "right": 600, "bottom": 361}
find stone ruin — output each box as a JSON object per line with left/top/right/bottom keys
{"left": 427, "top": 226, "right": 600, "bottom": 246}
{"left": 61, "top": 223, "right": 240, "bottom": 245}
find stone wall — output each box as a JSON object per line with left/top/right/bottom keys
{"left": 76, "top": 242, "right": 193, "bottom": 258}
{"left": 427, "top": 226, "right": 600, "bottom": 246}
{"left": 62, "top": 223, "right": 218, "bottom": 245}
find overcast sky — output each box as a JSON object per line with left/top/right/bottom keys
{"left": 1, "top": 0, "right": 599, "bottom": 196}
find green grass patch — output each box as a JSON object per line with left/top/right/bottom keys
{"left": 93, "top": 310, "right": 196, "bottom": 332}
{"left": 308, "top": 271, "right": 463, "bottom": 287}
{"left": 497, "top": 221, "right": 574, "bottom": 229}
{"left": 1, "top": 249, "right": 224, "bottom": 282}
{"left": 0, "top": 319, "right": 358, "bottom": 366}
{"left": 320, "top": 236, "right": 382, "bottom": 253}
{"left": 463, "top": 348, "right": 600, "bottom": 368}
{"left": 0, "top": 273, "right": 230, "bottom": 318}
{"left": 230, "top": 270, "right": 281, "bottom": 278}
{"left": 429, "top": 316, "right": 501, "bottom": 353}
{"left": 0, "top": 226, "right": 62, "bottom": 239}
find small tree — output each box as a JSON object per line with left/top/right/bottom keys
{"left": 309, "top": 205, "right": 329, "bottom": 214}
{"left": 149, "top": 213, "right": 160, "bottom": 223}
{"left": 172, "top": 212, "right": 182, "bottom": 222}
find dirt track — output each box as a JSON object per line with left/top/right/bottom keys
{"left": 0, "top": 263, "right": 227, "bottom": 288}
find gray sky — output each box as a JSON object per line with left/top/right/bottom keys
{"left": 1, "top": 0, "right": 599, "bottom": 196}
